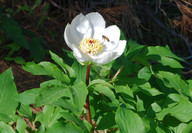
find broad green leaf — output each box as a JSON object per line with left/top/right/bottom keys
{"left": 15, "top": 88, "right": 40, "bottom": 105}
{"left": 49, "top": 51, "right": 76, "bottom": 79}
{"left": 36, "top": 106, "right": 63, "bottom": 128}
{"left": 52, "top": 82, "right": 88, "bottom": 115}
{"left": 61, "top": 111, "right": 91, "bottom": 132}
{"left": 36, "top": 125, "right": 45, "bottom": 133}
{"left": 118, "top": 77, "right": 146, "bottom": 85}
{"left": 88, "top": 79, "right": 114, "bottom": 89}
{"left": 160, "top": 56, "right": 183, "bottom": 68}
{"left": 131, "top": 53, "right": 150, "bottom": 67}
{"left": 1, "top": 15, "right": 29, "bottom": 48}
{"left": 35, "top": 85, "right": 68, "bottom": 107}
{"left": 70, "top": 81, "right": 88, "bottom": 113}
{"left": 0, "top": 121, "right": 15, "bottom": 133}
{"left": 23, "top": 61, "right": 70, "bottom": 83}
{"left": 45, "top": 122, "right": 82, "bottom": 133}
{"left": 136, "top": 96, "right": 145, "bottom": 112}
{"left": 0, "top": 68, "right": 18, "bottom": 116}
{"left": 182, "top": 121, "right": 192, "bottom": 133}
{"left": 138, "top": 66, "right": 152, "bottom": 81}
{"left": 147, "top": 46, "right": 183, "bottom": 61}
{"left": 40, "top": 80, "right": 65, "bottom": 89}
{"left": 0, "top": 113, "right": 13, "bottom": 123}
{"left": 126, "top": 40, "right": 145, "bottom": 58}
{"left": 172, "top": 123, "right": 187, "bottom": 133}
{"left": 94, "top": 85, "right": 118, "bottom": 104}
{"left": 17, "top": 104, "right": 33, "bottom": 121}
{"left": 139, "top": 82, "right": 163, "bottom": 96}
{"left": 16, "top": 117, "right": 27, "bottom": 133}
{"left": 72, "top": 60, "right": 87, "bottom": 83}
{"left": 156, "top": 94, "right": 192, "bottom": 122}
{"left": 155, "top": 124, "right": 172, "bottom": 133}
{"left": 115, "top": 85, "right": 133, "bottom": 98}
{"left": 156, "top": 71, "right": 191, "bottom": 97}
{"left": 29, "top": 37, "right": 46, "bottom": 62}
{"left": 96, "top": 112, "right": 116, "bottom": 130}
{"left": 115, "top": 105, "right": 145, "bottom": 133}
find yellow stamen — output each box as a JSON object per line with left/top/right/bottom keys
{"left": 79, "top": 37, "right": 103, "bottom": 55}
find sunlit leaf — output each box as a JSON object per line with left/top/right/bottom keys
{"left": 115, "top": 105, "right": 145, "bottom": 133}
{"left": 0, "top": 68, "right": 18, "bottom": 116}
{"left": 0, "top": 121, "right": 15, "bottom": 133}
{"left": 49, "top": 51, "right": 76, "bottom": 79}
{"left": 23, "top": 61, "right": 70, "bottom": 84}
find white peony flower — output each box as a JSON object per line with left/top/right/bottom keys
{"left": 64, "top": 12, "right": 127, "bottom": 65}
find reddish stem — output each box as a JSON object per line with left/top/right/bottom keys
{"left": 85, "top": 65, "right": 94, "bottom": 132}
{"left": 86, "top": 65, "right": 91, "bottom": 86}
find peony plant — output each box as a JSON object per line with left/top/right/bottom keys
{"left": 64, "top": 12, "right": 126, "bottom": 132}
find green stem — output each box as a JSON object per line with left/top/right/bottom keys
{"left": 85, "top": 65, "right": 94, "bottom": 132}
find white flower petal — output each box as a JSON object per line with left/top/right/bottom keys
{"left": 70, "top": 13, "right": 93, "bottom": 45}
{"left": 113, "top": 40, "right": 127, "bottom": 58}
{"left": 90, "top": 40, "right": 126, "bottom": 65}
{"left": 104, "top": 25, "right": 120, "bottom": 45}
{"left": 86, "top": 12, "right": 106, "bottom": 39}
{"left": 64, "top": 24, "right": 75, "bottom": 50}
{"left": 86, "top": 12, "right": 106, "bottom": 29}
{"left": 91, "top": 51, "right": 117, "bottom": 65}
{"left": 72, "top": 45, "right": 90, "bottom": 63}
{"left": 102, "top": 41, "right": 118, "bottom": 52}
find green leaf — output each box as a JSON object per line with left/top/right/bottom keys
{"left": 70, "top": 81, "right": 88, "bottom": 113}
{"left": 36, "top": 106, "right": 63, "bottom": 128}
{"left": 139, "top": 82, "right": 163, "bottom": 96}
{"left": 136, "top": 96, "right": 145, "bottom": 112}
{"left": 35, "top": 85, "right": 68, "bottom": 107}
{"left": 115, "top": 85, "right": 134, "bottom": 98}
{"left": 156, "top": 94, "right": 192, "bottom": 122}
{"left": 23, "top": 61, "right": 70, "bottom": 83}
{"left": 0, "top": 121, "right": 15, "bottom": 133}
{"left": 147, "top": 46, "right": 183, "bottom": 61}
{"left": 0, "top": 113, "right": 13, "bottom": 123}
{"left": 97, "top": 112, "right": 116, "bottom": 130}
{"left": 16, "top": 117, "right": 27, "bottom": 133}
{"left": 53, "top": 82, "right": 88, "bottom": 115}
{"left": 29, "top": 37, "right": 46, "bottom": 61}
{"left": 138, "top": 66, "right": 152, "bottom": 81}
{"left": 172, "top": 123, "right": 187, "bottom": 133}
{"left": 182, "top": 121, "right": 192, "bottom": 133}
{"left": 0, "top": 68, "right": 18, "bottom": 116}
{"left": 1, "top": 15, "right": 29, "bottom": 49}
{"left": 93, "top": 85, "right": 118, "bottom": 104}
{"left": 45, "top": 122, "right": 82, "bottom": 133}
{"left": 160, "top": 56, "right": 183, "bottom": 68}
{"left": 36, "top": 125, "right": 45, "bottom": 133}
{"left": 17, "top": 104, "right": 33, "bottom": 121}
{"left": 15, "top": 88, "right": 40, "bottom": 105}
{"left": 72, "top": 60, "right": 87, "bottom": 83}
{"left": 61, "top": 111, "right": 91, "bottom": 132}
{"left": 88, "top": 79, "right": 114, "bottom": 89}
{"left": 115, "top": 105, "right": 145, "bottom": 133}
{"left": 155, "top": 71, "right": 191, "bottom": 97}
{"left": 126, "top": 40, "right": 145, "bottom": 58}
{"left": 49, "top": 51, "right": 76, "bottom": 79}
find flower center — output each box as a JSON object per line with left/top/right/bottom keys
{"left": 79, "top": 37, "right": 103, "bottom": 55}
